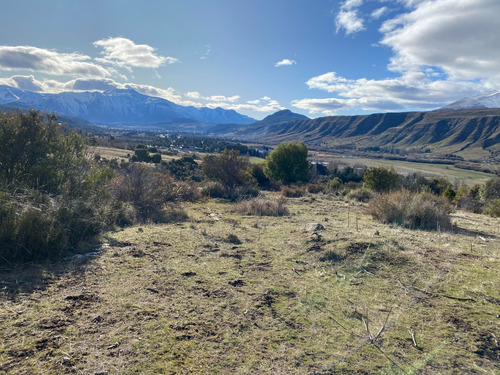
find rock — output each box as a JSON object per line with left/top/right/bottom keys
{"left": 310, "top": 232, "right": 323, "bottom": 242}
{"left": 304, "top": 223, "right": 325, "bottom": 232}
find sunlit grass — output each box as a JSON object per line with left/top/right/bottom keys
{"left": 0, "top": 193, "right": 498, "bottom": 374}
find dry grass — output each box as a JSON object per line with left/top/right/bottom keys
{"left": 235, "top": 196, "right": 289, "bottom": 216}
{"left": 0, "top": 193, "right": 499, "bottom": 374}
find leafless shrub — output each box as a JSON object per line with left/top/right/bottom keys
{"left": 367, "top": 190, "right": 452, "bottom": 230}
{"left": 281, "top": 185, "right": 305, "bottom": 198}
{"left": 236, "top": 197, "right": 289, "bottom": 216}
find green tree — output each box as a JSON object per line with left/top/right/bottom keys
{"left": 132, "top": 145, "right": 150, "bottom": 162}
{"left": 483, "top": 177, "right": 500, "bottom": 201}
{"left": 363, "top": 167, "right": 400, "bottom": 192}
{"left": 264, "top": 142, "right": 310, "bottom": 184}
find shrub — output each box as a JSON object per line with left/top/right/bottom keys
{"left": 110, "top": 164, "right": 197, "bottom": 223}
{"left": 329, "top": 166, "right": 364, "bottom": 183}
{"left": 0, "top": 110, "right": 114, "bottom": 264}
{"left": 483, "top": 177, "right": 500, "bottom": 201}
{"left": 367, "top": 190, "right": 452, "bottom": 230}
{"left": 235, "top": 197, "right": 289, "bottom": 216}
{"left": 327, "top": 177, "right": 343, "bottom": 192}
{"left": 224, "top": 234, "right": 242, "bottom": 244}
{"left": 347, "top": 188, "right": 373, "bottom": 202}
{"left": 281, "top": 185, "right": 305, "bottom": 198}
{"left": 483, "top": 199, "right": 500, "bottom": 217}
{"left": 202, "top": 149, "right": 256, "bottom": 200}
{"left": 202, "top": 181, "right": 227, "bottom": 199}
{"left": 363, "top": 167, "right": 400, "bottom": 192}
{"left": 443, "top": 187, "right": 456, "bottom": 201}
{"left": 247, "top": 163, "right": 277, "bottom": 190}
{"left": 306, "top": 183, "right": 325, "bottom": 194}
{"left": 264, "top": 142, "right": 310, "bottom": 184}
{"left": 426, "top": 177, "right": 453, "bottom": 196}
{"left": 455, "top": 184, "right": 483, "bottom": 213}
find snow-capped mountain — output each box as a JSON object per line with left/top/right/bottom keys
{"left": 441, "top": 90, "right": 500, "bottom": 110}
{"left": 0, "top": 85, "right": 255, "bottom": 126}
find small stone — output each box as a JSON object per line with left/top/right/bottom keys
{"left": 305, "top": 223, "right": 325, "bottom": 232}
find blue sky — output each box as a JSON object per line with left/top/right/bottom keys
{"left": 0, "top": 0, "right": 499, "bottom": 119}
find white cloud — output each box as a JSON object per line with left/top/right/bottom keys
{"left": 0, "top": 46, "right": 111, "bottom": 77}
{"left": 371, "top": 6, "right": 389, "bottom": 19}
{"left": 207, "top": 95, "right": 240, "bottom": 102}
{"left": 293, "top": 70, "right": 483, "bottom": 115}
{"left": 94, "top": 37, "right": 178, "bottom": 69}
{"left": 299, "top": 0, "right": 500, "bottom": 115}
{"left": 185, "top": 91, "right": 201, "bottom": 99}
{"left": 275, "top": 58, "right": 296, "bottom": 67}
{"left": 205, "top": 96, "right": 284, "bottom": 113}
{"left": 380, "top": 0, "right": 500, "bottom": 80}
{"left": 200, "top": 45, "right": 211, "bottom": 60}
{"left": 335, "top": 0, "right": 365, "bottom": 35}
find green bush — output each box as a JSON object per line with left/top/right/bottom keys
{"left": 327, "top": 177, "right": 343, "bottom": 192}
{"left": 483, "top": 199, "right": 500, "bottom": 217}
{"left": 0, "top": 110, "right": 113, "bottom": 264}
{"left": 264, "top": 142, "right": 310, "bottom": 184}
{"left": 367, "top": 190, "right": 452, "bottom": 230}
{"left": 483, "top": 178, "right": 500, "bottom": 201}
{"left": 363, "top": 167, "right": 400, "bottom": 192}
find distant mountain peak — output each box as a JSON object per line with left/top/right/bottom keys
{"left": 258, "top": 109, "right": 309, "bottom": 124}
{"left": 441, "top": 90, "right": 500, "bottom": 110}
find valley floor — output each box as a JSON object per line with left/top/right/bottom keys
{"left": 1, "top": 194, "right": 499, "bottom": 374}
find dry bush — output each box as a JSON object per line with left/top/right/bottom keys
{"left": 367, "top": 190, "right": 452, "bottom": 230}
{"left": 306, "top": 183, "right": 325, "bottom": 194}
{"left": 347, "top": 188, "right": 373, "bottom": 202}
{"left": 110, "top": 164, "right": 198, "bottom": 223}
{"left": 201, "top": 181, "right": 227, "bottom": 198}
{"left": 235, "top": 197, "right": 289, "bottom": 216}
{"left": 281, "top": 185, "right": 305, "bottom": 198}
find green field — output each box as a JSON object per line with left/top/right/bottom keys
{"left": 311, "top": 153, "right": 495, "bottom": 186}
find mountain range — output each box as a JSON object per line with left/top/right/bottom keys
{"left": 0, "top": 85, "right": 255, "bottom": 127}
{"left": 1, "top": 84, "right": 500, "bottom": 161}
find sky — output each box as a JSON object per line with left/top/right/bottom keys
{"left": 0, "top": 0, "right": 499, "bottom": 120}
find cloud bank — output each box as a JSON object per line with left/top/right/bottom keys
{"left": 296, "top": 0, "right": 500, "bottom": 115}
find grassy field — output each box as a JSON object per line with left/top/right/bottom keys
{"left": 1, "top": 193, "right": 499, "bottom": 374}
{"left": 310, "top": 152, "right": 494, "bottom": 186}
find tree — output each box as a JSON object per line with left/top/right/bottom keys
{"left": 483, "top": 177, "right": 500, "bottom": 201}
{"left": 264, "top": 142, "right": 310, "bottom": 184}
{"left": 363, "top": 167, "right": 399, "bottom": 192}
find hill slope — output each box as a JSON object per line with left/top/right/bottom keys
{"left": 236, "top": 109, "right": 500, "bottom": 160}
{"left": 1, "top": 196, "right": 498, "bottom": 374}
